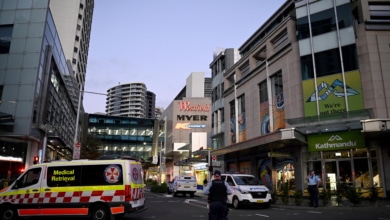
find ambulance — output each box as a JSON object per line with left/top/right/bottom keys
{"left": 0, "top": 158, "right": 146, "bottom": 220}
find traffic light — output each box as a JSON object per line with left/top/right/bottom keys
{"left": 33, "top": 156, "right": 39, "bottom": 164}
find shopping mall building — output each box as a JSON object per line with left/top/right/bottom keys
{"left": 207, "top": 0, "right": 390, "bottom": 197}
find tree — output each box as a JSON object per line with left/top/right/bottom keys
{"left": 80, "top": 134, "right": 104, "bottom": 159}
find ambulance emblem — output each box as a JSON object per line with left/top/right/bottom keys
{"left": 104, "top": 165, "right": 121, "bottom": 184}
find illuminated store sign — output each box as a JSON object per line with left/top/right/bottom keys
{"left": 179, "top": 101, "right": 210, "bottom": 112}
{"left": 308, "top": 130, "right": 364, "bottom": 152}
{"left": 175, "top": 123, "right": 207, "bottom": 129}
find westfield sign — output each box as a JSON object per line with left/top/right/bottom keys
{"left": 179, "top": 101, "right": 210, "bottom": 112}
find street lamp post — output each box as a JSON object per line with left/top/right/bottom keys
{"left": 72, "top": 87, "right": 83, "bottom": 160}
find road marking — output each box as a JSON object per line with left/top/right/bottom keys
{"left": 255, "top": 214, "right": 270, "bottom": 217}
{"left": 307, "top": 211, "right": 322, "bottom": 214}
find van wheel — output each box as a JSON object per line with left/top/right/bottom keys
{"left": 0, "top": 205, "right": 18, "bottom": 220}
{"left": 90, "top": 204, "right": 110, "bottom": 220}
{"left": 232, "top": 197, "right": 241, "bottom": 209}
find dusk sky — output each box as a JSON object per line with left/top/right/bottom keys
{"left": 83, "top": 0, "right": 287, "bottom": 113}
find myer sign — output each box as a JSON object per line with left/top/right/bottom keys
{"left": 308, "top": 130, "right": 365, "bottom": 152}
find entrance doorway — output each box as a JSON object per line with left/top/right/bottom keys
{"left": 324, "top": 160, "right": 352, "bottom": 191}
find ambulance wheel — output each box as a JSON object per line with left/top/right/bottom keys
{"left": 90, "top": 204, "right": 110, "bottom": 220}
{"left": 0, "top": 205, "right": 19, "bottom": 220}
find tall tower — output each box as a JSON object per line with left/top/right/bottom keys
{"left": 49, "top": 0, "right": 94, "bottom": 91}
{"left": 106, "top": 83, "right": 156, "bottom": 119}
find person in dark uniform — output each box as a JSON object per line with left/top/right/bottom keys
{"left": 203, "top": 170, "right": 232, "bottom": 220}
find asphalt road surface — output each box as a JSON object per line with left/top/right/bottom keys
{"left": 23, "top": 191, "right": 390, "bottom": 220}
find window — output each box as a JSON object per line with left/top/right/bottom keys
{"left": 272, "top": 72, "right": 284, "bottom": 109}
{"left": 369, "top": 2, "right": 390, "bottom": 20}
{"left": 50, "top": 70, "right": 60, "bottom": 92}
{"left": 259, "top": 81, "right": 268, "bottom": 103}
{"left": 239, "top": 62, "right": 250, "bottom": 77}
{"left": 0, "top": 25, "right": 13, "bottom": 54}
{"left": 47, "top": 164, "right": 124, "bottom": 187}
{"left": 272, "top": 30, "right": 288, "bottom": 52}
{"left": 296, "top": 3, "right": 353, "bottom": 40}
{"left": 14, "top": 168, "right": 41, "bottom": 188}
{"left": 301, "top": 44, "right": 358, "bottom": 79}
{"left": 74, "top": 47, "right": 78, "bottom": 53}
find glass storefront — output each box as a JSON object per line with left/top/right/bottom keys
{"left": 306, "top": 148, "right": 384, "bottom": 196}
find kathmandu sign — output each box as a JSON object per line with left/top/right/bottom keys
{"left": 307, "top": 130, "right": 365, "bottom": 152}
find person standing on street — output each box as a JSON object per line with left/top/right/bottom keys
{"left": 203, "top": 170, "right": 232, "bottom": 220}
{"left": 306, "top": 169, "right": 321, "bottom": 208}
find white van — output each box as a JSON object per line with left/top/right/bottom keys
{"left": 221, "top": 173, "right": 272, "bottom": 209}
{"left": 168, "top": 176, "right": 197, "bottom": 197}
{"left": 0, "top": 158, "right": 146, "bottom": 220}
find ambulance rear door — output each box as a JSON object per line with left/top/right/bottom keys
{"left": 126, "top": 161, "right": 145, "bottom": 209}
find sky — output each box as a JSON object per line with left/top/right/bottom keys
{"left": 83, "top": 0, "right": 287, "bottom": 113}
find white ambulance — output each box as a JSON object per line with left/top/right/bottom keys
{"left": 0, "top": 158, "right": 146, "bottom": 220}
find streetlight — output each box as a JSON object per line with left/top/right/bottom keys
{"left": 72, "top": 89, "right": 109, "bottom": 160}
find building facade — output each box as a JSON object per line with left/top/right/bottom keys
{"left": 0, "top": 0, "right": 90, "bottom": 181}
{"left": 105, "top": 82, "right": 156, "bottom": 119}
{"left": 159, "top": 72, "right": 212, "bottom": 185}
{"left": 211, "top": 0, "right": 390, "bottom": 198}
{"left": 83, "top": 113, "right": 159, "bottom": 180}
{"left": 210, "top": 48, "right": 241, "bottom": 151}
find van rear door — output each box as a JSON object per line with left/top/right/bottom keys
{"left": 126, "top": 161, "right": 145, "bottom": 209}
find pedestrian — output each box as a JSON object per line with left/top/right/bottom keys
{"left": 306, "top": 169, "right": 321, "bottom": 208}
{"left": 203, "top": 170, "right": 232, "bottom": 220}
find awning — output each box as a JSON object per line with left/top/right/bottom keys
{"left": 211, "top": 128, "right": 306, "bottom": 156}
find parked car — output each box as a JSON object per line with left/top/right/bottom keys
{"left": 168, "top": 176, "right": 197, "bottom": 197}
{"left": 221, "top": 173, "right": 272, "bottom": 209}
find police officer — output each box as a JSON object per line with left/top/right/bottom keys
{"left": 306, "top": 169, "right": 320, "bottom": 208}
{"left": 203, "top": 170, "right": 232, "bottom": 220}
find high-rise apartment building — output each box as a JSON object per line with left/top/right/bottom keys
{"left": 49, "top": 0, "right": 94, "bottom": 91}
{"left": 106, "top": 83, "right": 156, "bottom": 119}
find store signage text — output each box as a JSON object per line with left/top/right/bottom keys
{"left": 307, "top": 130, "right": 364, "bottom": 152}
{"left": 177, "top": 115, "right": 207, "bottom": 121}
{"left": 179, "top": 101, "right": 210, "bottom": 112}
{"left": 175, "top": 123, "right": 206, "bottom": 129}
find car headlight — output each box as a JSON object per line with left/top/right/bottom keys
{"left": 238, "top": 188, "right": 249, "bottom": 194}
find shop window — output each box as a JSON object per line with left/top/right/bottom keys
{"left": 354, "top": 158, "right": 370, "bottom": 188}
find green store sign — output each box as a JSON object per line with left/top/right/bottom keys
{"left": 308, "top": 130, "right": 365, "bottom": 152}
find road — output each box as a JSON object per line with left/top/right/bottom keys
{"left": 25, "top": 191, "right": 390, "bottom": 220}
